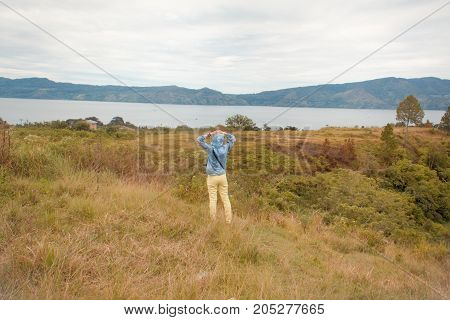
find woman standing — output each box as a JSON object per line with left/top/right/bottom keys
{"left": 197, "top": 129, "right": 236, "bottom": 223}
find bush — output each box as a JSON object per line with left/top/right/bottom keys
{"left": 420, "top": 144, "right": 449, "bottom": 181}
{"left": 269, "top": 169, "right": 429, "bottom": 242}
{"left": 105, "top": 126, "right": 119, "bottom": 135}
{"left": 383, "top": 159, "right": 449, "bottom": 222}
{"left": 172, "top": 174, "right": 205, "bottom": 203}
{"left": 73, "top": 120, "right": 90, "bottom": 131}
{"left": 174, "top": 125, "right": 193, "bottom": 133}
{"left": 49, "top": 120, "right": 69, "bottom": 129}
{"left": 11, "top": 142, "right": 58, "bottom": 178}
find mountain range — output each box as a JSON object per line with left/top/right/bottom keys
{"left": 0, "top": 76, "right": 449, "bottom": 110}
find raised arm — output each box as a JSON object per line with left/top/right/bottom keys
{"left": 223, "top": 132, "right": 236, "bottom": 150}
{"left": 197, "top": 133, "right": 212, "bottom": 151}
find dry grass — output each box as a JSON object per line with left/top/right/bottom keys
{"left": 0, "top": 123, "right": 11, "bottom": 166}
{"left": 1, "top": 170, "right": 448, "bottom": 299}
{"left": 0, "top": 127, "right": 449, "bottom": 299}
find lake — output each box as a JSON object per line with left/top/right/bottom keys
{"left": 0, "top": 98, "right": 445, "bottom": 129}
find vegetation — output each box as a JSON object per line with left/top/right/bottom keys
{"left": 73, "top": 120, "right": 90, "bottom": 131}
{"left": 396, "top": 95, "right": 424, "bottom": 135}
{"left": 379, "top": 123, "right": 400, "bottom": 164}
{"left": 440, "top": 107, "right": 450, "bottom": 133}
{"left": 225, "top": 114, "right": 257, "bottom": 130}
{"left": 0, "top": 120, "right": 449, "bottom": 299}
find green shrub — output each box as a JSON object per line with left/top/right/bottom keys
{"left": 174, "top": 125, "right": 193, "bottom": 133}
{"left": 383, "top": 159, "right": 449, "bottom": 222}
{"left": 73, "top": 120, "right": 90, "bottom": 131}
{"left": 269, "top": 169, "right": 430, "bottom": 242}
{"left": 419, "top": 144, "right": 449, "bottom": 181}
{"left": 11, "top": 142, "right": 57, "bottom": 178}
{"left": 173, "top": 174, "right": 206, "bottom": 203}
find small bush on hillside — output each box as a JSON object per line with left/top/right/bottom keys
{"left": 419, "top": 144, "right": 449, "bottom": 181}
{"left": 338, "top": 138, "right": 357, "bottom": 167}
{"left": 268, "top": 169, "right": 438, "bottom": 244}
{"left": 73, "top": 120, "right": 90, "bottom": 131}
{"left": 49, "top": 120, "right": 69, "bottom": 129}
{"left": 173, "top": 174, "right": 205, "bottom": 203}
{"left": 105, "top": 126, "right": 119, "bottom": 135}
{"left": 383, "top": 159, "right": 449, "bottom": 222}
{"left": 149, "top": 126, "right": 171, "bottom": 133}
{"left": 174, "top": 125, "right": 193, "bottom": 133}
{"left": 11, "top": 142, "right": 58, "bottom": 178}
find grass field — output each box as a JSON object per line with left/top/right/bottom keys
{"left": 0, "top": 124, "right": 448, "bottom": 299}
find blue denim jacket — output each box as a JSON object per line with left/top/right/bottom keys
{"left": 197, "top": 133, "right": 236, "bottom": 176}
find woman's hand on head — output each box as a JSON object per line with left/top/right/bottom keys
{"left": 206, "top": 129, "right": 228, "bottom": 137}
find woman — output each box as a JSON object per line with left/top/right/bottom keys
{"left": 197, "top": 129, "right": 236, "bottom": 223}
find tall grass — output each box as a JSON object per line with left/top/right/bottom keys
{"left": 0, "top": 123, "right": 10, "bottom": 166}
{"left": 0, "top": 126, "right": 448, "bottom": 299}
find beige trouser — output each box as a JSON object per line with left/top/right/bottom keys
{"left": 207, "top": 174, "right": 232, "bottom": 223}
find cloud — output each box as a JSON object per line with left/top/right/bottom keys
{"left": 0, "top": 0, "right": 449, "bottom": 93}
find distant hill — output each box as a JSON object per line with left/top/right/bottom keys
{"left": 0, "top": 76, "right": 448, "bottom": 109}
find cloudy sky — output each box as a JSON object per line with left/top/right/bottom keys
{"left": 0, "top": 0, "right": 449, "bottom": 93}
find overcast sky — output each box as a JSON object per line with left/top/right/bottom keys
{"left": 0, "top": 0, "right": 449, "bottom": 93}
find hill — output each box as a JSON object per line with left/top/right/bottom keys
{"left": 0, "top": 76, "right": 449, "bottom": 109}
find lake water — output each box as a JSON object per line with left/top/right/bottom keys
{"left": 0, "top": 98, "right": 445, "bottom": 129}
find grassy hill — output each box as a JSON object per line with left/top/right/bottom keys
{"left": 0, "top": 125, "right": 448, "bottom": 299}
{"left": 1, "top": 76, "right": 449, "bottom": 109}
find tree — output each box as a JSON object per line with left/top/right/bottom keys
{"left": 108, "top": 116, "right": 125, "bottom": 126}
{"left": 439, "top": 106, "right": 450, "bottom": 133}
{"left": 85, "top": 116, "right": 103, "bottom": 126}
{"left": 381, "top": 124, "right": 397, "bottom": 148}
{"left": 380, "top": 124, "right": 398, "bottom": 164}
{"left": 73, "top": 120, "right": 90, "bottom": 131}
{"left": 225, "top": 114, "right": 257, "bottom": 130}
{"left": 396, "top": 95, "right": 424, "bottom": 137}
